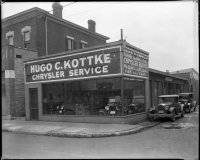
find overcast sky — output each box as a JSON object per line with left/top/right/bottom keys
{"left": 2, "top": 1, "right": 199, "bottom": 73}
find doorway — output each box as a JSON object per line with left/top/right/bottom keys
{"left": 29, "top": 88, "right": 39, "bottom": 120}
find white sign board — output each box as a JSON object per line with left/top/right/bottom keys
{"left": 5, "top": 70, "right": 15, "bottom": 78}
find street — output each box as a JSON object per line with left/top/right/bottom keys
{"left": 2, "top": 110, "right": 199, "bottom": 159}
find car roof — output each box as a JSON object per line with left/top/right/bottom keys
{"left": 159, "top": 95, "right": 179, "bottom": 98}
{"left": 178, "top": 93, "right": 193, "bottom": 95}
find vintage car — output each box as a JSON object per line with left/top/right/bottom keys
{"left": 178, "top": 93, "right": 197, "bottom": 113}
{"left": 148, "top": 95, "right": 184, "bottom": 122}
{"left": 127, "top": 96, "right": 145, "bottom": 114}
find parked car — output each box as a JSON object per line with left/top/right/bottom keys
{"left": 127, "top": 96, "right": 145, "bottom": 114}
{"left": 99, "top": 96, "right": 122, "bottom": 116}
{"left": 148, "top": 95, "right": 184, "bottom": 122}
{"left": 178, "top": 93, "right": 197, "bottom": 113}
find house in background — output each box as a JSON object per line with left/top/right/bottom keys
{"left": 170, "top": 68, "right": 199, "bottom": 104}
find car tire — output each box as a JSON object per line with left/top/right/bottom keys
{"left": 148, "top": 115, "right": 154, "bottom": 122}
{"left": 181, "top": 110, "right": 184, "bottom": 117}
{"left": 170, "top": 111, "right": 176, "bottom": 122}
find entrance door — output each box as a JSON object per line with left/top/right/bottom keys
{"left": 29, "top": 88, "right": 39, "bottom": 120}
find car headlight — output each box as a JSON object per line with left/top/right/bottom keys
{"left": 164, "top": 105, "right": 169, "bottom": 110}
{"left": 149, "top": 106, "right": 155, "bottom": 111}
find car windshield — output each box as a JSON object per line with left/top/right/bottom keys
{"left": 179, "top": 95, "right": 189, "bottom": 99}
{"left": 159, "top": 97, "right": 175, "bottom": 103}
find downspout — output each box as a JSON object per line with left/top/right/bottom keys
{"left": 45, "top": 15, "right": 48, "bottom": 56}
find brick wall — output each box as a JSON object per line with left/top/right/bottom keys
{"left": 2, "top": 17, "right": 38, "bottom": 51}
{"left": 2, "top": 12, "right": 107, "bottom": 57}
{"left": 14, "top": 47, "right": 38, "bottom": 116}
{"left": 37, "top": 17, "right": 107, "bottom": 56}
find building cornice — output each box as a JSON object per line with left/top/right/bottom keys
{"left": 125, "top": 42, "right": 149, "bottom": 55}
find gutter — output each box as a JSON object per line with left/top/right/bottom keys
{"left": 45, "top": 15, "right": 48, "bottom": 56}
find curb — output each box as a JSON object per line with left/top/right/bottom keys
{"left": 2, "top": 122, "right": 160, "bottom": 138}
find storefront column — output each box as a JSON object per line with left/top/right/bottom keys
{"left": 121, "top": 77, "right": 124, "bottom": 115}
{"left": 145, "top": 78, "right": 150, "bottom": 111}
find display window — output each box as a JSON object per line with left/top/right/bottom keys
{"left": 124, "top": 79, "right": 145, "bottom": 114}
{"left": 42, "top": 77, "right": 145, "bottom": 116}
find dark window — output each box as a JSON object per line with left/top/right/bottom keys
{"left": 23, "top": 31, "right": 30, "bottom": 48}
{"left": 65, "top": 37, "right": 76, "bottom": 51}
{"left": 16, "top": 55, "right": 22, "bottom": 59}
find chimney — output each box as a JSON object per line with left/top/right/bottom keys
{"left": 52, "top": 2, "right": 63, "bottom": 19}
{"left": 88, "top": 20, "right": 96, "bottom": 32}
{"left": 166, "top": 70, "right": 169, "bottom": 74}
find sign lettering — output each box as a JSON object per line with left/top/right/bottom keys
{"left": 123, "top": 48, "right": 149, "bottom": 77}
{"left": 25, "top": 47, "right": 121, "bottom": 82}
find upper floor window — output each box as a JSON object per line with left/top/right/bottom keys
{"left": 21, "top": 26, "right": 31, "bottom": 49}
{"left": 6, "top": 31, "right": 14, "bottom": 45}
{"left": 80, "top": 40, "right": 88, "bottom": 49}
{"left": 65, "top": 35, "right": 76, "bottom": 51}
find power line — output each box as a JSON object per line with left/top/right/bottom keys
{"left": 64, "top": 3, "right": 118, "bottom": 18}
{"left": 48, "top": 2, "right": 78, "bottom": 14}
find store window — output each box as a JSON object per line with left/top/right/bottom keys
{"left": 42, "top": 78, "right": 121, "bottom": 116}
{"left": 124, "top": 79, "right": 145, "bottom": 115}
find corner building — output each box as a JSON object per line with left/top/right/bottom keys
{"left": 24, "top": 41, "right": 150, "bottom": 124}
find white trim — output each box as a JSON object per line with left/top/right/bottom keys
{"left": 25, "top": 46, "right": 122, "bottom": 64}
{"left": 25, "top": 73, "right": 123, "bottom": 84}
{"left": 81, "top": 40, "right": 88, "bottom": 44}
{"left": 6, "top": 31, "right": 14, "bottom": 39}
{"left": 66, "top": 35, "right": 74, "bottom": 40}
{"left": 21, "top": 26, "right": 31, "bottom": 35}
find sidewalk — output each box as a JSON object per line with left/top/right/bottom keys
{"left": 2, "top": 119, "right": 160, "bottom": 138}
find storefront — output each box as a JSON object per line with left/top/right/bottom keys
{"left": 24, "top": 41, "right": 150, "bottom": 124}
{"left": 149, "top": 68, "right": 188, "bottom": 107}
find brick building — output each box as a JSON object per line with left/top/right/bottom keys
{"left": 2, "top": 3, "right": 109, "bottom": 57}
{"left": 2, "top": 46, "right": 37, "bottom": 118}
{"left": 2, "top": 2, "right": 109, "bottom": 119}
{"left": 170, "top": 68, "right": 199, "bottom": 104}
{"left": 2, "top": 3, "right": 191, "bottom": 123}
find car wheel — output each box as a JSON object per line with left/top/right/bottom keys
{"left": 181, "top": 110, "right": 184, "bottom": 117}
{"left": 188, "top": 107, "right": 191, "bottom": 113}
{"left": 170, "top": 111, "right": 176, "bottom": 122}
{"left": 148, "top": 115, "right": 154, "bottom": 121}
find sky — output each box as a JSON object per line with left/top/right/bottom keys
{"left": 1, "top": 1, "right": 199, "bottom": 73}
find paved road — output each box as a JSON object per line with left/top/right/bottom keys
{"left": 2, "top": 111, "right": 199, "bottom": 159}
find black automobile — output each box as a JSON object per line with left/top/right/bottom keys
{"left": 178, "top": 93, "right": 197, "bottom": 113}
{"left": 148, "top": 95, "right": 184, "bottom": 122}
{"left": 127, "top": 96, "right": 145, "bottom": 114}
